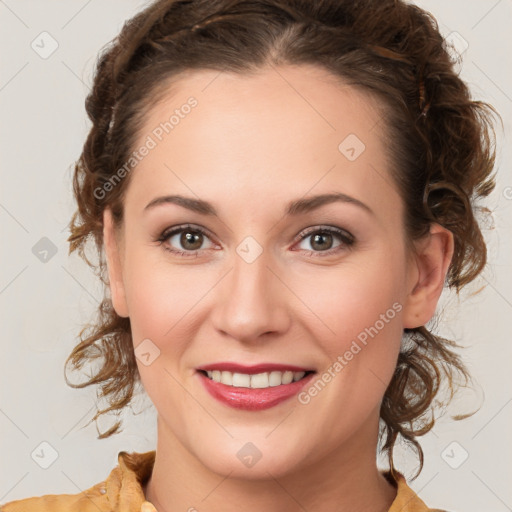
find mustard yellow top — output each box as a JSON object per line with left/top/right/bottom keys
{"left": 0, "top": 450, "right": 448, "bottom": 512}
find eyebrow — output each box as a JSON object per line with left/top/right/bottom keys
{"left": 144, "top": 192, "right": 374, "bottom": 217}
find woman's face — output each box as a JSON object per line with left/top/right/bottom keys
{"left": 104, "top": 64, "right": 440, "bottom": 478}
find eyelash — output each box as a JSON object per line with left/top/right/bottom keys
{"left": 155, "top": 223, "right": 355, "bottom": 259}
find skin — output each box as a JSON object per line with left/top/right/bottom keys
{"left": 103, "top": 64, "right": 454, "bottom": 512}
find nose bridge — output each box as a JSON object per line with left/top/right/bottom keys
{"left": 212, "top": 244, "right": 289, "bottom": 342}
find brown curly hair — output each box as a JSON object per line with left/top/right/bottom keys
{"left": 64, "top": 0, "right": 499, "bottom": 478}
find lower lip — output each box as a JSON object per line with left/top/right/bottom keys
{"left": 197, "top": 371, "right": 316, "bottom": 411}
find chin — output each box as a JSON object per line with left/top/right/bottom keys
{"left": 189, "top": 435, "right": 308, "bottom": 480}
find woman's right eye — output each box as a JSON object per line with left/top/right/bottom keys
{"left": 156, "top": 224, "right": 216, "bottom": 257}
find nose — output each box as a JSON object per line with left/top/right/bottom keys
{"left": 210, "top": 249, "right": 291, "bottom": 345}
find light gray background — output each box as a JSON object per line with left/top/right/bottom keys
{"left": 1, "top": 1, "right": 511, "bottom": 510}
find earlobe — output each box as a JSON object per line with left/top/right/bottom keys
{"left": 103, "top": 208, "right": 129, "bottom": 318}
{"left": 402, "top": 224, "right": 454, "bottom": 329}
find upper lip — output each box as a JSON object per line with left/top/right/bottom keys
{"left": 196, "top": 362, "right": 315, "bottom": 374}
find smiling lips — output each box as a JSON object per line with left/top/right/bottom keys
{"left": 196, "top": 362, "right": 316, "bottom": 410}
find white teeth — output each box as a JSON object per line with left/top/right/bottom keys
{"left": 203, "top": 370, "right": 308, "bottom": 388}
{"left": 282, "top": 370, "right": 294, "bottom": 384}
{"left": 250, "top": 372, "right": 269, "bottom": 388}
{"left": 220, "top": 371, "right": 232, "bottom": 386}
{"left": 232, "top": 372, "right": 251, "bottom": 387}
{"left": 268, "top": 371, "right": 282, "bottom": 387}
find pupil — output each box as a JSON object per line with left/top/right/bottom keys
{"left": 182, "top": 231, "right": 202, "bottom": 250}
{"left": 312, "top": 233, "right": 332, "bottom": 251}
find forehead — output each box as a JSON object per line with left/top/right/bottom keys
{"left": 125, "top": 64, "right": 401, "bottom": 222}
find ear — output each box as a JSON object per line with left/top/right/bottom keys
{"left": 402, "top": 223, "right": 454, "bottom": 329}
{"left": 103, "top": 208, "right": 129, "bottom": 318}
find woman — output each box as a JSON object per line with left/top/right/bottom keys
{"left": 1, "top": 0, "right": 499, "bottom": 511}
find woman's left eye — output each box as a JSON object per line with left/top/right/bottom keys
{"left": 294, "top": 226, "right": 355, "bottom": 257}
{"left": 156, "top": 224, "right": 355, "bottom": 258}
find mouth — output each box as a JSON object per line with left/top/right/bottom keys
{"left": 195, "top": 363, "right": 317, "bottom": 410}
{"left": 196, "top": 368, "right": 316, "bottom": 388}
{"left": 196, "top": 362, "right": 316, "bottom": 387}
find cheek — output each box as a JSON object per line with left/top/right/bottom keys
{"left": 291, "top": 253, "right": 405, "bottom": 342}
{"left": 292, "top": 272, "right": 404, "bottom": 444}
{"left": 122, "top": 248, "right": 223, "bottom": 359}
{"left": 123, "top": 262, "right": 192, "bottom": 342}
{"left": 290, "top": 251, "right": 405, "bottom": 402}
{"left": 121, "top": 255, "right": 200, "bottom": 409}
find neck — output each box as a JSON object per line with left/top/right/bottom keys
{"left": 144, "top": 414, "right": 397, "bottom": 512}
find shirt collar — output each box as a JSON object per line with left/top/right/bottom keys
{"left": 107, "top": 450, "right": 431, "bottom": 512}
